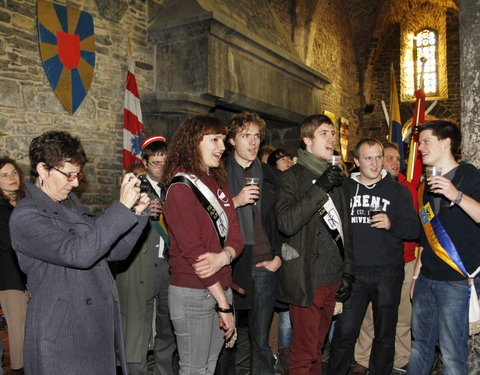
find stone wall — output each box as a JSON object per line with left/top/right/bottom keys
{"left": 144, "top": 0, "right": 360, "bottom": 160}
{"left": 362, "top": 2, "right": 460, "bottom": 143}
{"left": 4, "top": 0, "right": 462, "bottom": 210}
{"left": 0, "top": 0, "right": 155, "bottom": 213}
{"left": 0, "top": 0, "right": 362, "bottom": 209}
{"left": 266, "top": 0, "right": 361, "bottom": 160}
{"left": 362, "top": 24, "right": 401, "bottom": 140}
{"left": 308, "top": 1, "right": 360, "bottom": 157}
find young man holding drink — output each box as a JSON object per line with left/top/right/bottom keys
{"left": 353, "top": 142, "right": 421, "bottom": 374}
{"left": 407, "top": 121, "right": 480, "bottom": 375}
{"left": 215, "top": 112, "right": 282, "bottom": 375}
{"left": 275, "top": 114, "right": 355, "bottom": 374}
{"left": 328, "top": 138, "right": 419, "bottom": 375}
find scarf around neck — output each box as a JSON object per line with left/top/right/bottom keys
{"left": 297, "top": 148, "right": 330, "bottom": 176}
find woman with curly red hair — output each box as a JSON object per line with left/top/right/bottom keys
{"left": 162, "top": 115, "right": 243, "bottom": 374}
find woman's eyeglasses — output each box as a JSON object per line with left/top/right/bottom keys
{"left": 52, "top": 167, "right": 85, "bottom": 181}
{"left": 0, "top": 170, "right": 18, "bottom": 179}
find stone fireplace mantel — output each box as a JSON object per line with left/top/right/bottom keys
{"left": 145, "top": 0, "right": 330, "bottom": 124}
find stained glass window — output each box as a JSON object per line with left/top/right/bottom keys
{"left": 414, "top": 29, "right": 438, "bottom": 95}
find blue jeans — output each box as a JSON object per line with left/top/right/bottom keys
{"left": 278, "top": 310, "right": 292, "bottom": 348}
{"left": 169, "top": 285, "right": 232, "bottom": 375}
{"left": 407, "top": 275, "right": 470, "bottom": 375}
{"left": 329, "top": 263, "right": 404, "bottom": 375}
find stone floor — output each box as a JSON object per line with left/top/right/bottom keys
{"left": 0, "top": 308, "right": 446, "bottom": 375}
{"left": 234, "top": 312, "right": 417, "bottom": 375}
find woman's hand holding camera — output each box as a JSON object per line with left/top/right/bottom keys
{"left": 119, "top": 173, "right": 150, "bottom": 214}
{"left": 134, "top": 192, "right": 151, "bottom": 215}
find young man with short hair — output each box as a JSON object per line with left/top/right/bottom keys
{"left": 328, "top": 138, "right": 419, "bottom": 375}
{"left": 116, "top": 136, "right": 177, "bottom": 375}
{"left": 353, "top": 142, "right": 420, "bottom": 374}
{"left": 407, "top": 120, "right": 480, "bottom": 375}
{"left": 216, "top": 112, "right": 282, "bottom": 375}
{"left": 275, "top": 114, "right": 354, "bottom": 374}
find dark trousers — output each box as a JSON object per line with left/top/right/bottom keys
{"left": 215, "top": 265, "right": 277, "bottom": 375}
{"left": 289, "top": 282, "right": 341, "bottom": 375}
{"left": 328, "top": 263, "right": 404, "bottom": 375}
{"left": 128, "top": 259, "right": 176, "bottom": 375}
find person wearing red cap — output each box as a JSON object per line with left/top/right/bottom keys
{"left": 116, "top": 135, "right": 177, "bottom": 375}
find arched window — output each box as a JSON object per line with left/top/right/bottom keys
{"left": 414, "top": 29, "right": 438, "bottom": 95}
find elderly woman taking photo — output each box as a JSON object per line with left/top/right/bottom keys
{"left": 9, "top": 131, "right": 150, "bottom": 375}
{"left": 0, "top": 157, "right": 28, "bottom": 374}
{"left": 162, "top": 115, "right": 244, "bottom": 374}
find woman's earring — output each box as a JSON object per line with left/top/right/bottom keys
{"left": 40, "top": 178, "right": 44, "bottom": 186}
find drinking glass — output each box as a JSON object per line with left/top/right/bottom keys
{"left": 425, "top": 166, "right": 442, "bottom": 192}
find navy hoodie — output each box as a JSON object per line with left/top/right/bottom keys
{"left": 349, "top": 170, "right": 420, "bottom": 267}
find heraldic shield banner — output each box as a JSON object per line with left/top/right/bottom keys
{"left": 37, "top": 0, "right": 95, "bottom": 113}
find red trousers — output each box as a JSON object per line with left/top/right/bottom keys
{"left": 289, "top": 282, "right": 341, "bottom": 375}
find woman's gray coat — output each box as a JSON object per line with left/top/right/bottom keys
{"left": 9, "top": 180, "right": 148, "bottom": 375}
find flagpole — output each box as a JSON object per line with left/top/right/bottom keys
{"left": 381, "top": 100, "right": 390, "bottom": 128}
{"left": 406, "top": 57, "right": 426, "bottom": 182}
{"left": 123, "top": 37, "right": 145, "bottom": 172}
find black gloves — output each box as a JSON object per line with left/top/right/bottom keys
{"left": 315, "top": 165, "right": 343, "bottom": 192}
{"left": 336, "top": 273, "right": 355, "bottom": 302}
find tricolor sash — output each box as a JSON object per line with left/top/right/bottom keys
{"left": 145, "top": 180, "right": 169, "bottom": 248}
{"left": 418, "top": 182, "right": 467, "bottom": 277}
{"left": 418, "top": 182, "right": 480, "bottom": 325}
{"left": 152, "top": 214, "right": 169, "bottom": 248}
{"left": 168, "top": 173, "right": 229, "bottom": 247}
{"left": 318, "top": 195, "right": 345, "bottom": 260}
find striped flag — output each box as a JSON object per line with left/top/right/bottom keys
{"left": 405, "top": 88, "right": 424, "bottom": 182}
{"left": 389, "top": 65, "right": 404, "bottom": 170}
{"left": 122, "top": 57, "right": 144, "bottom": 172}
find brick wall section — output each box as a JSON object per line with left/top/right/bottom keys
{"left": 269, "top": 0, "right": 361, "bottom": 159}
{"left": 0, "top": 0, "right": 155, "bottom": 213}
{"left": 362, "top": 2, "right": 460, "bottom": 142}
{"left": 363, "top": 25, "right": 401, "bottom": 139}
{"left": 0, "top": 0, "right": 462, "bottom": 210}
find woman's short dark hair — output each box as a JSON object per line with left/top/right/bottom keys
{"left": 29, "top": 131, "right": 87, "bottom": 178}
{"left": 267, "top": 148, "right": 292, "bottom": 168}
{"left": 0, "top": 157, "right": 25, "bottom": 202}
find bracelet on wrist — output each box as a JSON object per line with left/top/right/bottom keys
{"left": 223, "top": 248, "right": 233, "bottom": 265}
{"left": 450, "top": 191, "right": 463, "bottom": 207}
{"left": 215, "top": 303, "right": 234, "bottom": 313}
{"left": 412, "top": 275, "right": 419, "bottom": 280}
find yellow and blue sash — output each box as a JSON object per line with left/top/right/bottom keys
{"left": 419, "top": 181, "right": 480, "bottom": 328}
{"left": 152, "top": 214, "right": 169, "bottom": 247}
{"left": 418, "top": 182, "right": 467, "bottom": 277}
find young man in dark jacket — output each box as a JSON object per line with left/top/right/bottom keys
{"left": 328, "top": 138, "right": 420, "bottom": 375}
{"left": 276, "top": 114, "right": 354, "bottom": 374}
{"left": 216, "top": 112, "right": 282, "bottom": 375}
